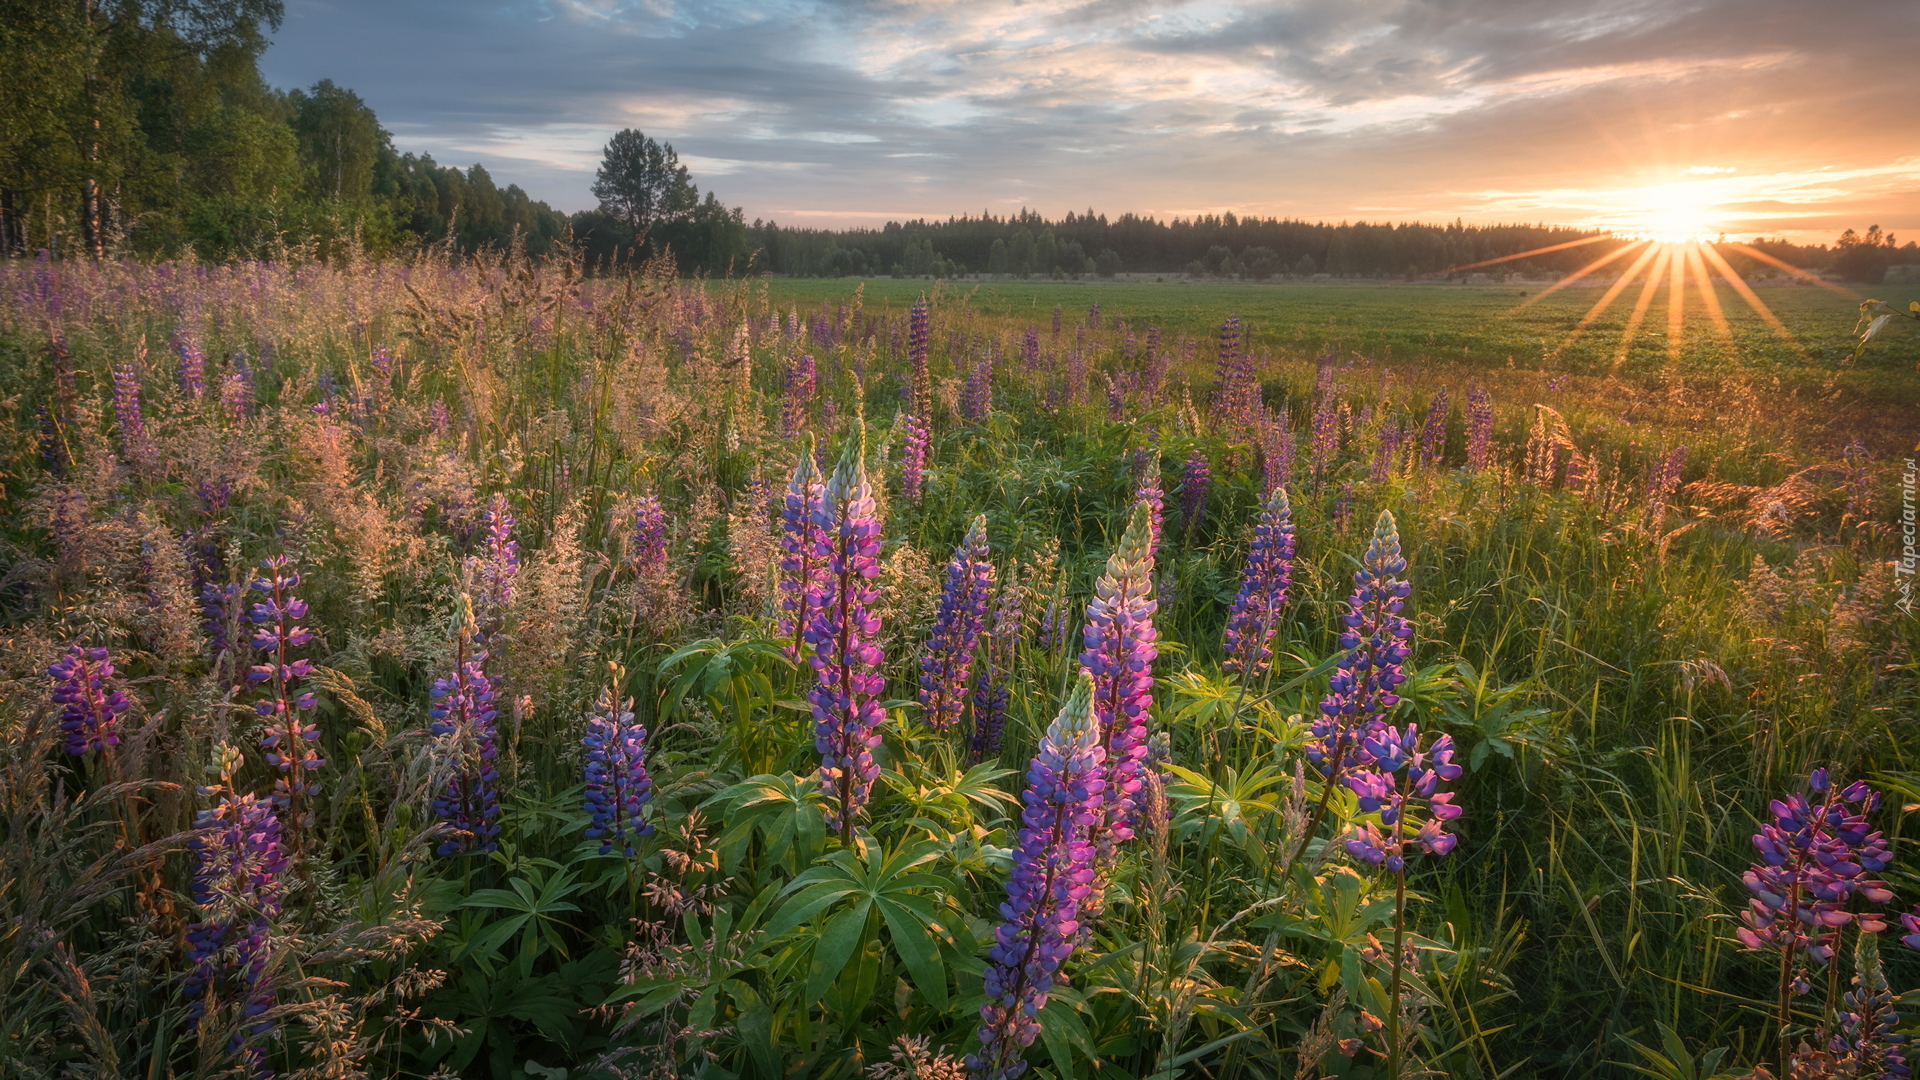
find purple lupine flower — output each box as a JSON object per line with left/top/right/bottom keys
{"left": 1465, "top": 384, "right": 1494, "bottom": 471}
{"left": 633, "top": 495, "right": 669, "bottom": 576}
{"left": 1342, "top": 724, "right": 1463, "bottom": 870}
{"left": 429, "top": 609, "right": 503, "bottom": 856}
{"left": 1259, "top": 407, "right": 1294, "bottom": 493}
{"left": 1647, "top": 445, "right": 1688, "bottom": 507}
{"left": 469, "top": 494, "right": 518, "bottom": 640}
{"left": 430, "top": 399, "right": 452, "bottom": 438}
{"left": 1332, "top": 482, "right": 1355, "bottom": 532}
{"left": 1133, "top": 451, "right": 1164, "bottom": 561}
{"left": 805, "top": 423, "right": 888, "bottom": 840}
{"left": 969, "top": 674, "right": 1104, "bottom": 1080}
{"left": 1105, "top": 372, "right": 1126, "bottom": 423}
{"left": 909, "top": 298, "right": 932, "bottom": 421}
{"left": 1737, "top": 770, "right": 1893, "bottom": 973}
{"left": 1079, "top": 501, "right": 1158, "bottom": 872}
{"left": 1179, "top": 450, "right": 1211, "bottom": 539}
{"left": 173, "top": 327, "right": 206, "bottom": 398}
{"left": 1370, "top": 420, "right": 1402, "bottom": 483}
{"left": 970, "top": 573, "right": 1026, "bottom": 762}
{"left": 111, "top": 363, "right": 156, "bottom": 470}
{"left": 582, "top": 684, "right": 654, "bottom": 856}
{"left": 1817, "top": 936, "right": 1909, "bottom": 1080}
{"left": 1022, "top": 327, "right": 1042, "bottom": 372}
{"left": 1036, "top": 597, "right": 1066, "bottom": 653}
{"left": 779, "top": 440, "right": 829, "bottom": 659}
{"left": 962, "top": 356, "right": 993, "bottom": 422}
{"left": 1211, "top": 315, "right": 1259, "bottom": 427}
{"left": 1140, "top": 327, "right": 1165, "bottom": 406}
{"left": 1223, "top": 488, "right": 1296, "bottom": 679}
{"left": 901, "top": 414, "right": 928, "bottom": 503}
{"left": 248, "top": 556, "right": 322, "bottom": 832}
{"left": 918, "top": 515, "right": 993, "bottom": 733}
{"left": 1307, "top": 511, "right": 1413, "bottom": 782}
{"left": 1310, "top": 392, "right": 1342, "bottom": 477}
{"left": 48, "top": 645, "right": 129, "bottom": 757}
{"left": 184, "top": 756, "right": 287, "bottom": 1077}
{"left": 221, "top": 364, "right": 253, "bottom": 422}
{"left": 1417, "top": 390, "right": 1449, "bottom": 468}
{"left": 1087, "top": 302, "right": 1101, "bottom": 329}
{"left": 781, "top": 352, "right": 816, "bottom": 439}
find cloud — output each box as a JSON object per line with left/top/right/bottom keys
{"left": 260, "top": 0, "right": 1920, "bottom": 239}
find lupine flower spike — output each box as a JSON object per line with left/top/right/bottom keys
{"left": 969, "top": 673, "right": 1104, "bottom": 1080}
{"left": 779, "top": 438, "right": 830, "bottom": 658}
{"left": 49, "top": 645, "right": 129, "bottom": 757}
{"left": 1132, "top": 451, "right": 1164, "bottom": 561}
{"left": 919, "top": 515, "right": 994, "bottom": 733}
{"left": 1179, "top": 449, "right": 1211, "bottom": 540}
{"left": 1222, "top": 487, "right": 1296, "bottom": 680}
{"left": 969, "top": 572, "right": 1024, "bottom": 762}
{"left": 582, "top": 669, "right": 654, "bottom": 856}
{"left": 633, "top": 494, "right": 669, "bottom": 576}
{"left": 248, "top": 556, "right": 322, "bottom": 834}
{"left": 184, "top": 743, "right": 287, "bottom": 1078}
{"left": 470, "top": 493, "right": 518, "bottom": 641}
{"left": 902, "top": 413, "right": 929, "bottom": 502}
{"left": 1079, "top": 501, "right": 1158, "bottom": 885}
{"left": 429, "top": 599, "right": 503, "bottom": 856}
{"left": 805, "top": 421, "right": 888, "bottom": 842}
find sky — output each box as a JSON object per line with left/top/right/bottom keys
{"left": 259, "top": 0, "right": 1920, "bottom": 243}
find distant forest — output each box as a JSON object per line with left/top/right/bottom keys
{"left": 5, "top": 1, "right": 1914, "bottom": 281}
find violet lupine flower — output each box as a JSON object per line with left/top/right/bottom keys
{"left": 48, "top": 645, "right": 129, "bottom": 756}
{"left": 1647, "top": 446, "right": 1688, "bottom": 507}
{"left": 1310, "top": 394, "right": 1341, "bottom": 476}
{"left": 469, "top": 493, "right": 518, "bottom": 640}
{"left": 901, "top": 414, "right": 929, "bottom": 503}
{"left": 1036, "top": 598, "right": 1066, "bottom": 653}
{"left": 582, "top": 685, "right": 654, "bottom": 856}
{"left": 183, "top": 766, "right": 287, "bottom": 1076}
{"left": 1737, "top": 770, "right": 1893, "bottom": 975}
{"left": 1179, "top": 450, "right": 1211, "bottom": 539}
{"left": 633, "top": 495, "right": 669, "bottom": 576}
{"left": 1087, "top": 302, "right": 1102, "bottom": 329}
{"left": 1370, "top": 420, "right": 1402, "bottom": 483}
{"left": 1904, "top": 907, "right": 1920, "bottom": 952}
{"left": 430, "top": 399, "right": 452, "bottom": 438}
{"left": 248, "top": 556, "right": 322, "bottom": 832}
{"left": 805, "top": 424, "right": 888, "bottom": 839}
{"left": 1307, "top": 511, "right": 1413, "bottom": 782}
{"left": 1259, "top": 408, "right": 1294, "bottom": 493}
{"left": 1079, "top": 501, "right": 1158, "bottom": 872}
{"left": 111, "top": 363, "right": 156, "bottom": 469}
{"left": 1211, "top": 315, "right": 1259, "bottom": 427}
{"left": 962, "top": 356, "right": 993, "bottom": 422}
{"left": 1223, "top": 488, "right": 1297, "bottom": 679}
{"left": 1140, "top": 327, "right": 1165, "bottom": 406}
{"left": 779, "top": 441, "right": 829, "bottom": 659}
{"left": 969, "top": 674, "right": 1105, "bottom": 1080}
{"left": 919, "top": 515, "right": 994, "bottom": 733}
{"left": 970, "top": 575, "right": 1026, "bottom": 762}
{"left": 909, "top": 298, "right": 932, "bottom": 420}
{"left": 1332, "top": 482, "right": 1355, "bottom": 532}
{"left": 1417, "top": 390, "right": 1450, "bottom": 468}
{"left": 1022, "top": 328, "right": 1042, "bottom": 372}
{"left": 781, "top": 352, "right": 816, "bottom": 439}
{"left": 222, "top": 365, "right": 253, "bottom": 422}
{"left": 1133, "top": 451, "right": 1164, "bottom": 561}
{"left": 1815, "top": 936, "right": 1910, "bottom": 1080}
{"left": 1465, "top": 384, "right": 1494, "bottom": 471}
{"left": 429, "top": 612, "right": 503, "bottom": 857}
{"left": 173, "top": 327, "right": 206, "bottom": 398}
{"left": 1343, "top": 724, "right": 1463, "bottom": 870}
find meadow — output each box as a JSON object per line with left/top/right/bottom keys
{"left": 0, "top": 250, "right": 1915, "bottom": 1080}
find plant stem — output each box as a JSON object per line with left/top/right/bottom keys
{"left": 1388, "top": 861, "right": 1408, "bottom": 1080}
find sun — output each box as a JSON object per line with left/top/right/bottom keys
{"left": 1622, "top": 182, "right": 1721, "bottom": 243}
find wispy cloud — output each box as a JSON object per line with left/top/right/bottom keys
{"left": 261, "top": 0, "right": 1920, "bottom": 239}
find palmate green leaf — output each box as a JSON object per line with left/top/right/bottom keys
{"left": 877, "top": 891, "right": 947, "bottom": 1011}
{"left": 804, "top": 902, "right": 873, "bottom": 1003}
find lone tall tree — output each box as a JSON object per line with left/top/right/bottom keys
{"left": 591, "top": 129, "right": 695, "bottom": 233}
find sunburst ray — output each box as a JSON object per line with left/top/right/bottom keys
{"left": 1515, "top": 239, "right": 1651, "bottom": 312}
{"left": 1697, "top": 243, "right": 1806, "bottom": 357}
{"left": 1546, "top": 241, "right": 1664, "bottom": 362}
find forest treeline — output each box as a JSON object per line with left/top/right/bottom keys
{"left": 4, "top": 1, "right": 1912, "bottom": 281}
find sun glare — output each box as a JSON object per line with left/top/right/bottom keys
{"left": 1619, "top": 183, "right": 1721, "bottom": 243}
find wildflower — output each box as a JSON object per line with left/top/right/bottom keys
{"left": 781, "top": 352, "right": 816, "bottom": 439}
{"left": 48, "top": 645, "right": 129, "bottom": 756}
{"left": 969, "top": 674, "right": 1104, "bottom": 1080}
{"left": 1179, "top": 449, "right": 1210, "bottom": 539}
{"left": 1307, "top": 511, "right": 1413, "bottom": 781}
{"left": 429, "top": 605, "right": 502, "bottom": 856}
{"left": 1133, "top": 450, "right": 1164, "bottom": 560}
{"left": 1140, "top": 327, "right": 1165, "bottom": 405}
{"left": 248, "top": 556, "right": 322, "bottom": 832}
{"left": 895, "top": 411, "right": 926, "bottom": 503}
{"left": 173, "top": 326, "right": 206, "bottom": 398}
{"left": 1259, "top": 407, "right": 1293, "bottom": 492}
{"left": 582, "top": 683, "right": 654, "bottom": 856}
{"left": 1021, "top": 327, "right": 1041, "bottom": 371}
{"left": 1309, "top": 392, "right": 1341, "bottom": 476}
{"left": 805, "top": 423, "right": 888, "bottom": 840}
{"left": 1079, "top": 501, "right": 1157, "bottom": 869}
{"left": 1211, "top": 315, "right": 1258, "bottom": 426}
{"left": 969, "top": 575, "right": 1023, "bottom": 762}
{"left": 909, "top": 297, "right": 932, "bottom": 420}
{"left": 1647, "top": 445, "right": 1688, "bottom": 508}
{"left": 184, "top": 745, "right": 287, "bottom": 1077}
{"left": 633, "top": 495, "right": 669, "bottom": 575}
{"left": 111, "top": 362, "right": 156, "bottom": 471}
{"left": 962, "top": 356, "right": 992, "bottom": 422}
{"left": 1737, "top": 770, "right": 1892, "bottom": 969}
{"left": 469, "top": 493, "right": 518, "bottom": 640}
{"left": 1223, "top": 488, "right": 1296, "bottom": 679}
{"left": 1342, "top": 724, "right": 1464, "bottom": 870}
{"left": 1370, "top": 419, "right": 1402, "bottom": 483}
{"left": 779, "top": 440, "right": 830, "bottom": 658}
{"left": 1465, "top": 384, "right": 1494, "bottom": 471}
{"left": 1417, "top": 390, "right": 1450, "bottom": 467}
{"left": 919, "top": 515, "right": 993, "bottom": 732}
